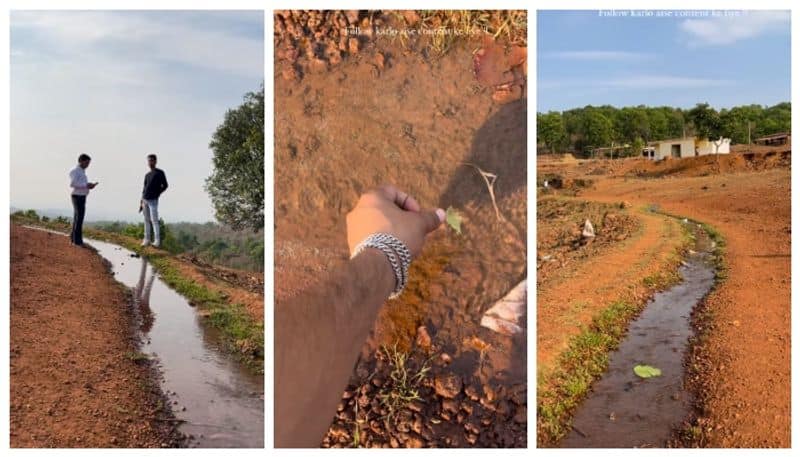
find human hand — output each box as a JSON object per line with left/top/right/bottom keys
{"left": 88, "top": 182, "right": 98, "bottom": 189}
{"left": 346, "top": 185, "right": 445, "bottom": 258}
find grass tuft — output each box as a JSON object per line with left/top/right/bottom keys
{"left": 391, "top": 10, "right": 526, "bottom": 57}
{"left": 377, "top": 343, "right": 432, "bottom": 425}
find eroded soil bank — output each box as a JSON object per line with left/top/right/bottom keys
{"left": 10, "top": 225, "right": 181, "bottom": 448}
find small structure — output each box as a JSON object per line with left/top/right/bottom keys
{"left": 696, "top": 137, "right": 731, "bottom": 156}
{"left": 645, "top": 137, "right": 696, "bottom": 160}
{"left": 754, "top": 132, "right": 791, "bottom": 147}
{"left": 592, "top": 144, "right": 630, "bottom": 159}
{"left": 642, "top": 136, "right": 731, "bottom": 160}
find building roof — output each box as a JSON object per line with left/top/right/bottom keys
{"left": 648, "top": 137, "right": 695, "bottom": 145}
{"left": 755, "top": 132, "right": 791, "bottom": 141}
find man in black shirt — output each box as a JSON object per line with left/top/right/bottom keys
{"left": 140, "top": 154, "right": 168, "bottom": 247}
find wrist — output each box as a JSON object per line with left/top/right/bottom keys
{"left": 350, "top": 233, "right": 412, "bottom": 299}
{"left": 352, "top": 248, "right": 396, "bottom": 299}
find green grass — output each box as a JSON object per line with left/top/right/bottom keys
{"left": 134, "top": 246, "right": 264, "bottom": 373}
{"left": 647, "top": 207, "right": 728, "bottom": 282}
{"left": 126, "top": 351, "right": 151, "bottom": 363}
{"left": 377, "top": 343, "right": 432, "bottom": 425}
{"left": 537, "top": 300, "right": 639, "bottom": 445}
{"left": 698, "top": 221, "right": 728, "bottom": 281}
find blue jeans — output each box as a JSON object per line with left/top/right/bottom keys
{"left": 142, "top": 198, "right": 160, "bottom": 243}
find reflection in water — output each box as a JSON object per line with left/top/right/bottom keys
{"left": 86, "top": 239, "right": 264, "bottom": 448}
{"left": 133, "top": 258, "right": 156, "bottom": 333}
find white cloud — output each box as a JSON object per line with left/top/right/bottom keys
{"left": 540, "top": 75, "right": 732, "bottom": 90}
{"left": 680, "top": 10, "right": 790, "bottom": 46}
{"left": 10, "top": 11, "right": 263, "bottom": 222}
{"left": 11, "top": 10, "right": 263, "bottom": 78}
{"left": 543, "top": 50, "right": 652, "bottom": 61}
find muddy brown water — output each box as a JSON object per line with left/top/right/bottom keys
{"left": 87, "top": 238, "right": 264, "bottom": 448}
{"left": 562, "top": 222, "right": 716, "bottom": 448}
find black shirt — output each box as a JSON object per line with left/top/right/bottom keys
{"left": 142, "top": 168, "right": 168, "bottom": 200}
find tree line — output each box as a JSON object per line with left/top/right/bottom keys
{"left": 91, "top": 220, "right": 264, "bottom": 272}
{"left": 537, "top": 102, "right": 790, "bottom": 157}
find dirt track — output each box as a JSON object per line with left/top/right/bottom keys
{"left": 10, "top": 225, "right": 179, "bottom": 448}
{"left": 537, "top": 202, "right": 683, "bottom": 371}
{"left": 538, "top": 155, "right": 791, "bottom": 447}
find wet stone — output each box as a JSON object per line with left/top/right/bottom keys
{"left": 415, "top": 325, "right": 432, "bottom": 351}
{"left": 441, "top": 398, "right": 459, "bottom": 414}
{"left": 407, "top": 400, "right": 423, "bottom": 412}
{"left": 405, "top": 435, "right": 424, "bottom": 448}
{"left": 465, "top": 384, "right": 480, "bottom": 401}
{"left": 434, "top": 373, "right": 463, "bottom": 399}
{"left": 411, "top": 415, "right": 423, "bottom": 434}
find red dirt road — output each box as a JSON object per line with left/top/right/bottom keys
{"left": 582, "top": 168, "right": 791, "bottom": 447}
{"left": 537, "top": 204, "right": 683, "bottom": 371}
{"left": 10, "top": 225, "right": 178, "bottom": 448}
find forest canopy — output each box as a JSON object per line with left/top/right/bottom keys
{"left": 537, "top": 102, "right": 790, "bottom": 156}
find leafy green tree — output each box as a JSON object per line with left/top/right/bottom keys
{"left": 688, "top": 103, "right": 722, "bottom": 140}
{"left": 206, "top": 85, "right": 264, "bottom": 232}
{"left": 647, "top": 109, "right": 668, "bottom": 140}
{"left": 583, "top": 111, "right": 613, "bottom": 150}
{"left": 629, "top": 137, "right": 646, "bottom": 158}
{"left": 537, "top": 102, "right": 787, "bottom": 151}
{"left": 537, "top": 111, "right": 566, "bottom": 153}
{"left": 666, "top": 108, "right": 686, "bottom": 138}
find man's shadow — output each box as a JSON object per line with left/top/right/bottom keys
{"left": 438, "top": 98, "right": 527, "bottom": 210}
{"left": 436, "top": 98, "right": 527, "bottom": 386}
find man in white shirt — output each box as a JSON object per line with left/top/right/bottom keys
{"left": 68, "top": 154, "right": 98, "bottom": 246}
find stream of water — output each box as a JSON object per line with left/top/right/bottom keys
{"left": 87, "top": 238, "right": 264, "bottom": 448}
{"left": 562, "top": 222, "right": 716, "bottom": 448}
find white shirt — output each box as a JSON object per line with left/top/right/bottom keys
{"left": 69, "top": 165, "right": 90, "bottom": 196}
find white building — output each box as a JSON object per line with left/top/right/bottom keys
{"left": 696, "top": 137, "right": 731, "bottom": 156}
{"left": 642, "top": 136, "right": 731, "bottom": 160}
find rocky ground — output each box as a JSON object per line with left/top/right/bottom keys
{"left": 536, "top": 197, "right": 641, "bottom": 286}
{"left": 10, "top": 225, "right": 182, "bottom": 448}
{"left": 274, "top": 10, "right": 526, "bottom": 104}
{"left": 274, "top": 10, "right": 528, "bottom": 448}
{"left": 323, "top": 336, "right": 526, "bottom": 448}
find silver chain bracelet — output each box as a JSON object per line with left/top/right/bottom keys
{"left": 351, "top": 233, "right": 411, "bottom": 299}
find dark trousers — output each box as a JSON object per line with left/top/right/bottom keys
{"left": 71, "top": 194, "right": 86, "bottom": 245}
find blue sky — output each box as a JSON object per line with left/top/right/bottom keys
{"left": 10, "top": 11, "right": 264, "bottom": 222}
{"left": 538, "top": 10, "right": 790, "bottom": 112}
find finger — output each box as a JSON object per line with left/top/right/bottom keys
{"left": 418, "top": 208, "right": 446, "bottom": 234}
{"left": 374, "top": 184, "right": 401, "bottom": 203}
{"left": 375, "top": 184, "right": 421, "bottom": 211}
{"left": 401, "top": 194, "right": 421, "bottom": 212}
